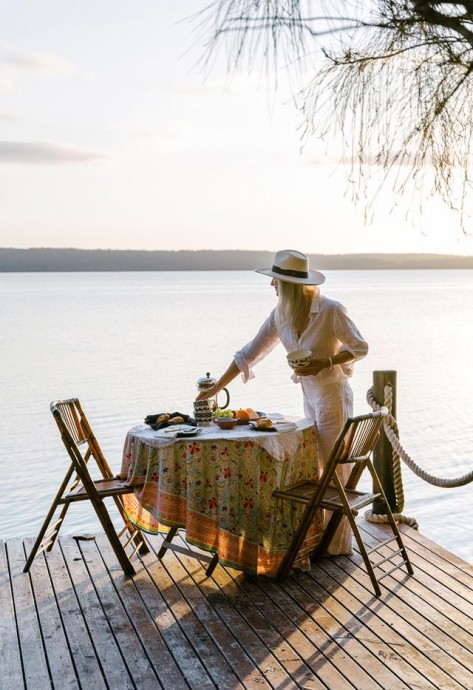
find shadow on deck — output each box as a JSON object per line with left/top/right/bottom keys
{"left": 2, "top": 520, "right": 473, "bottom": 689}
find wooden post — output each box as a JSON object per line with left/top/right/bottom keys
{"left": 372, "top": 370, "right": 397, "bottom": 513}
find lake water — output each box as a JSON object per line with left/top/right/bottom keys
{"left": 1, "top": 270, "right": 472, "bottom": 563}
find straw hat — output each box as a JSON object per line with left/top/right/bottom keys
{"left": 255, "top": 249, "right": 325, "bottom": 285}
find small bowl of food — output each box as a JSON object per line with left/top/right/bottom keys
{"left": 214, "top": 417, "right": 238, "bottom": 430}
{"left": 287, "top": 349, "right": 312, "bottom": 369}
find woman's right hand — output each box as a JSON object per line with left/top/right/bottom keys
{"left": 195, "top": 360, "right": 239, "bottom": 402}
{"left": 195, "top": 384, "right": 220, "bottom": 401}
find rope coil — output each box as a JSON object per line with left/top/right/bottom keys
{"left": 366, "top": 385, "right": 418, "bottom": 528}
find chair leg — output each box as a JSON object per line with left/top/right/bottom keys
{"left": 368, "top": 463, "right": 414, "bottom": 576}
{"left": 23, "top": 468, "right": 76, "bottom": 572}
{"left": 23, "top": 508, "right": 68, "bottom": 572}
{"left": 312, "top": 463, "right": 363, "bottom": 561}
{"left": 111, "top": 495, "right": 149, "bottom": 555}
{"left": 344, "top": 508, "right": 382, "bottom": 596}
{"left": 385, "top": 511, "right": 414, "bottom": 576}
{"left": 311, "top": 508, "right": 344, "bottom": 561}
{"left": 92, "top": 499, "right": 136, "bottom": 577}
{"left": 277, "top": 500, "right": 324, "bottom": 580}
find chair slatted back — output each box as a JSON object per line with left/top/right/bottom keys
{"left": 55, "top": 399, "right": 86, "bottom": 445}
{"left": 51, "top": 399, "right": 114, "bottom": 487}
{"left": 338, "top": 410, "right": 386, "bottom": 464}
{"left": 312, "top": 409, "right": 386, "bottom": 506}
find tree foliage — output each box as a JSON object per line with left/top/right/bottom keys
{"left": 195, "top": 1, "right": 473, "bottom": 228}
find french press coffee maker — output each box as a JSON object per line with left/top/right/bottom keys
{"left": 194, "top": 372, "right": 231, "bottom": 426}
{"left": 196, "top": 372, "right": 230, "bottom": 410}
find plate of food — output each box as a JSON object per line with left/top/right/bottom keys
{"left": 248, "top": 418, "right": 278, "bottom": 432}
{"left": 249, "top": 418, "right": 298, "bottom": 433}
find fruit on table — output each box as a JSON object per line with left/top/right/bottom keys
{"left": 235, "top": 408, "right": 259, "bottom": 419}
{"left": 214, "top": 408, "right": 235, "bottom": 418}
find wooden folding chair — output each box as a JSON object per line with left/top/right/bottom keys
{"left": 272, "top": 408, "right": 413, "bottom": 595}
{"left": 24, "top": 398, "right": 149, "bottom": 577}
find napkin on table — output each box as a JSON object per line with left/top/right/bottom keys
{"left": 154, "top": 425, "right": 202, "bottom": 439}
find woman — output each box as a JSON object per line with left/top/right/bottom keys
{"left": 196, "top": 249, "right": 368, "bottom": 554}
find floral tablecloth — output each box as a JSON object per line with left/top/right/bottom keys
{"left": 121, "top": 418, "right": 321, "bottom": 576}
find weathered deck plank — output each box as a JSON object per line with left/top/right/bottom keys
{"left": 59, "top": 536, "right": 136, "bottom": 689}
{"left": 156, "top": 540, "right": 275, "bottom": 688}
{"left": 135, "top": 540, "right": 250, "bottom": 689}
{"left": 212, "top": 557, "right": 378, "bottom": 689}
{"left": 30, "top": 537, "right": 108, "bottom": 689}
{"left": 74, "top": 536, "right": 162, "bottom": 689}
{"left": 302, "top": 561, "right": 437, "bottom": 689}
{"left": 359, "top": 524, "right": 473, "bottom": 667}
{"left": 97, "top": 534, "right": 217, "bottom": 689}
{"left": 128, "top": 539, "right": 246, "bottom": 689}
{"left": 2, "top": 520, "right": 473, "bottom": 690}
{"left": 244, "top": 569, "right": 410, "bottom": 690}
{"left": 23, "top": 538, "right": 79, "bottom": 690}
{"left": 312, "top": 548, "right": 469, "bottom": 687}
{"left": 93, "top": 533, "right": 189, "bottom": 690}
{"left": 0, "top": 541, "right": 24, "bottom": 690}
{"left": 175, "top": 544, "right": 323, "bottom": 689}
{"left": 7, "top": 539, "right": 52, "bottom": 690}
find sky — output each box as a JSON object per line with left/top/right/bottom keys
{"left": 1, "top": 0, "right": 473, "bottom": 256}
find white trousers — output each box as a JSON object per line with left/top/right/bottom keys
{"left": 302, "top": 380, "right": 354, "bottom": 555}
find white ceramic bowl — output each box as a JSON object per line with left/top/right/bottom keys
{"left": 287, "top": 349, "right": 312, "bottom": 369}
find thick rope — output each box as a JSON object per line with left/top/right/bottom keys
{"left": 367, "top": 385, "right": 404, "bottom": 510}
{"left": 365, "top": 385, "right": 418, "bottom": 529}
{"left": 364, "top": 509, "right": 419, "bottom": 529}
{"left": 367, "top": 386, "right": 473, "bottom": 488}
{"left": 365, "top": 383, "right": 473, "bottom": 530}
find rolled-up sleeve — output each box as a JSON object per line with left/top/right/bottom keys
{"left": 234, "top": 310, "right": 280, "bottom": 383}
{"left": 332, "top": 303, "right": 369, "bottom": 364}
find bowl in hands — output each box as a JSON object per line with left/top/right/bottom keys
{"left": 287, "top": 349, "right": 312, "bottom": 369}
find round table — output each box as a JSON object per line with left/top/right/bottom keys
{"left": 120, "top": 417, "right": 321, "bottom": 576}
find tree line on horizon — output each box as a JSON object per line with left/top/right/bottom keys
{"left": 0, "top": 247, "right": 472, "bottom": 271}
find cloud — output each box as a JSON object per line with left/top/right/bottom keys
{"left": 0, "top": 42, "right": 72, "bottom": 90}
{"left": 0, "top": 141, "right": 105, "bottom": 164}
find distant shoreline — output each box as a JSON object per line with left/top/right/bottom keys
{"left": 1, "top": 247, "right": 473, "bottom": 271}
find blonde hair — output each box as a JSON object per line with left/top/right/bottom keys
{"left": 275, "top": 280, "right": 317, "bottom": 335}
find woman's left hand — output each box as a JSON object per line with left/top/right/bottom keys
{"left": 293, "top": 359, "right": 327, "bottom": 377}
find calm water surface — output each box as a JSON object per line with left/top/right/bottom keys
{"left": 1, "top": 270, "right": 472, "bottom": 562}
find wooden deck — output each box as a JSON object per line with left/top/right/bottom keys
{"left": 2, "top": 520, "right": 473, "bottom": 690}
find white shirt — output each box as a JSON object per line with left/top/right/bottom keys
{"left": 234, "top": 292, "right": 368, "bottom": 389}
